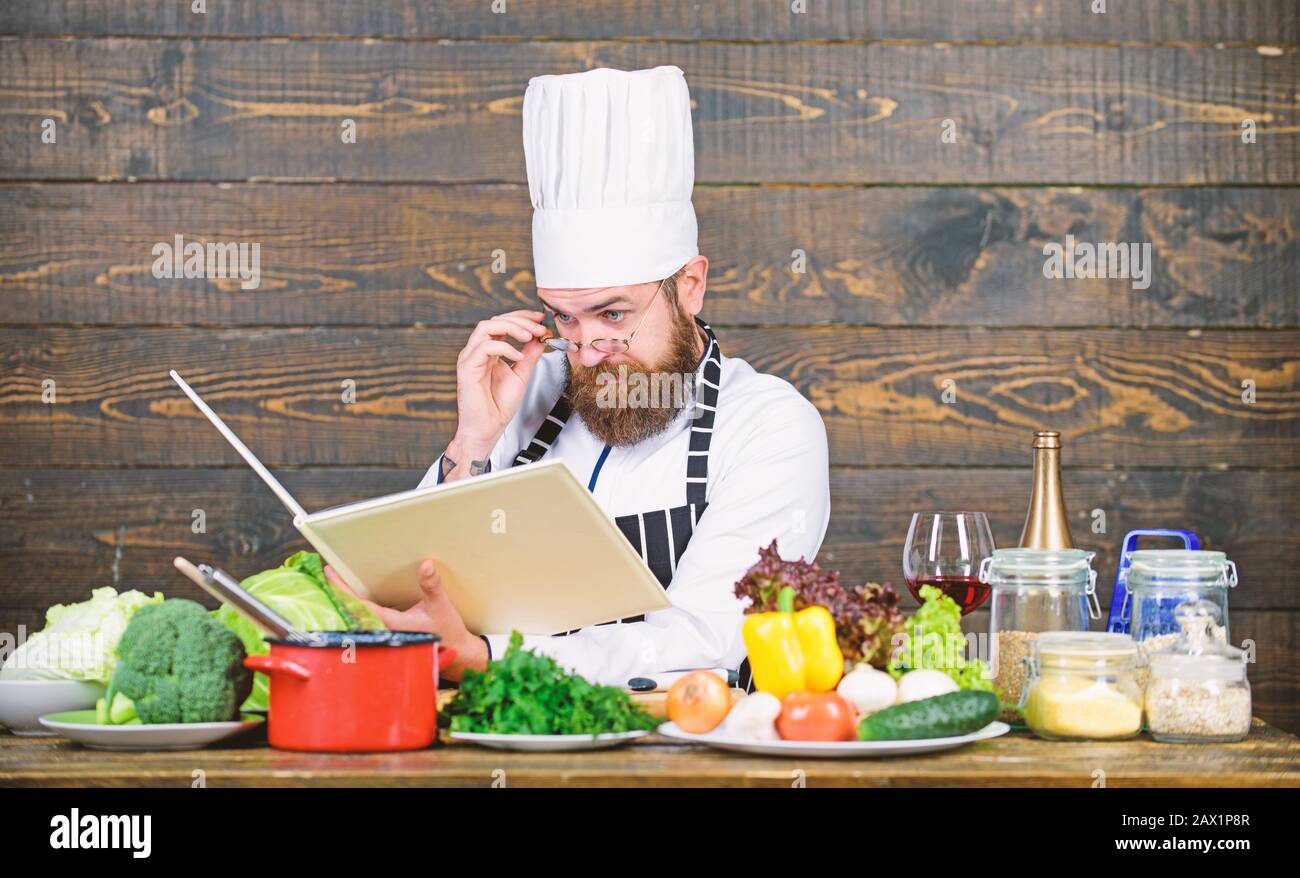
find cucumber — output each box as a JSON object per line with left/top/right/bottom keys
{"left": 857, "top": 690, "right": 999, "bottom": 741}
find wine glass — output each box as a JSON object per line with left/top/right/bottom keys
{"left": 903, "top": 512, "right": 997, "bottom": 615}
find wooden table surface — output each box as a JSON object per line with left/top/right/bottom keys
{"left": 3, "top": 721, "right": 1299, "bottom": 788}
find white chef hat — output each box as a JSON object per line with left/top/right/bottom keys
{"left": 523, "top": 65, "right": 698, "bottom": 289}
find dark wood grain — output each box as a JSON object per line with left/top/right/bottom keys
{"left": 1, "top": 1, "right": 1295, "bottom": 44}
{"left": 1, "top": 40, "right": 1295, "bottom": 184}
{"left": 2, "top": 724, "right": 1296, "bottom": 788}
{"left": 2, "top": 327, "right": 1295, "bottom": 467}
{"left": 0, "top": 466, "right": 1295, "bottom": 617}
{"left": 3, "top": 183, "right": 1297, "bottom": 328}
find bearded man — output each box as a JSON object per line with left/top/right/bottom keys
{"left": 326, "top": 66, "right": 830, "bottom": 687}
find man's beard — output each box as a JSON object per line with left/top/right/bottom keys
{"left": 563, "top": 305, "right": 703, "bottom": 447}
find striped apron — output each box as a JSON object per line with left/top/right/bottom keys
{"left": 510, "top": 317, "right": 753, "bottom": 688}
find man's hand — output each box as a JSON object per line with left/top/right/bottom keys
{"left": 324, "top": 559, "right": 488, "bottom": 680}
{"left": 445, "top": 310, "right": 550, "bottom": 478}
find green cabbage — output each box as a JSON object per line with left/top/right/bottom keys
{"left": 1, "top": 587, "right": 164, "bottom": 683}
{"left": 215, "top": 551, "right": 385, "bottom": 710}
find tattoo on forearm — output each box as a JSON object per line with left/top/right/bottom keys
{"left": 442, "top": 455, "right": 490, "bottom": 478}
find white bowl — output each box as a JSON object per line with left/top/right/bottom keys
{"left": 0, "top": 680, "right": 106, "bottom": 735}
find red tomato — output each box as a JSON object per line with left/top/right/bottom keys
{"left": 776, "top": 692, "right": 856, "bottom": 742}
{"left": 666, "top": 671, "right": 731, "bottom": 734}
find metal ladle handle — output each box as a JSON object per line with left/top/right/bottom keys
{"left": 172, "top": 556, "right": 314, "bottom": 644}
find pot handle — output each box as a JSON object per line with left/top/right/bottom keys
{"left": 435, "top": 643, "right": 457, "bottom": 671}
{"left": 244, "top": 654, "right": 312, "bottom": 681}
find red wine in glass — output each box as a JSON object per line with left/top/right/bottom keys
{"left": 905, "top": 574, "right": 992, "bottom": 615}
{"left": 903, "top": 512, "right": 997, "bottom": 616}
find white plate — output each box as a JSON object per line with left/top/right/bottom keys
{"left": 0, "top": 680, "right": 105, "bottom": 736}
{"left": 449, "top": 729, "right": 652, "bottom": 752}
{"left": 656, "top": 721, "right": 1011, "bottom": 758}
{"left": 39, "top": 710, "right": 265, "bottom": 751}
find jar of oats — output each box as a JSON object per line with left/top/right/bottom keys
{"left": 1145, "top": 600, "right": 1251, "bottom": 744}
{"left": 980, "top": 549, "right": 1100, "bottom": 723}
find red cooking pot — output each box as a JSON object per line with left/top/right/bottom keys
{"left": 244, "top": 631, "right": 456, "bottom": 753}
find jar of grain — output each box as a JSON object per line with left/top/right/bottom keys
{"left": 1146, "top": 600, "right": 1251, "bottom": 744}
{"left": 1022, "top": 632, "right": 1143, "bottom": 741}
{"left": 979, "top": 548, "right": 1100, "bottom": 723}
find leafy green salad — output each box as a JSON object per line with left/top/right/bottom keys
{"left": 444, "top": 632, "right": 658, "bottom": 736}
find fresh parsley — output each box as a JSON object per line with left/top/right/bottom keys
{"left": 444, "top": 631, "right": 658, "bottom": 736}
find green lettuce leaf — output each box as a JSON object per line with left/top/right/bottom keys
{"left": 887, "top": 584, "right": 998, "bottom": 696}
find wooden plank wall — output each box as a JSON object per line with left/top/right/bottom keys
{"left": 1, "top": 3, "right": 1297, "bottom": 731}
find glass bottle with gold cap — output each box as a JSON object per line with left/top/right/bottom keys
{"left": 1019, "top": 430, "right": 1074, "bottom": 550}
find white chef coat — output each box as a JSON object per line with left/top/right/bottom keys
{"left": 418, "top": 326, "right": 830, "bottom": 686}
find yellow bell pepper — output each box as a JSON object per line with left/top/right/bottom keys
{"left": 742, "top": 586, "right": 844, "bottom": 699}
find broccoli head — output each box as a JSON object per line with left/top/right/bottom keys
{"left": 103, "top": 599, "right": 253, "bottom": 724}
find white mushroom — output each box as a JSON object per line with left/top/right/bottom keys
{"left": 896, "top": 669, "right": 959, "bottom": 704}
{"left": 719, "top": 691, "right": 782, "bottom": 740}
{"left": 836, "top": 666, "right": 899, "bottom": 715}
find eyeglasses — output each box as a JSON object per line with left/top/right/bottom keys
{"left": 542, "top": 278, "right": 667, "bottom": 355}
